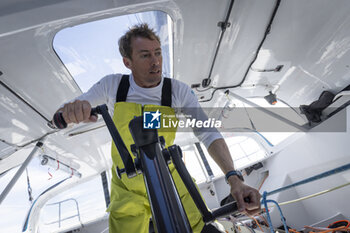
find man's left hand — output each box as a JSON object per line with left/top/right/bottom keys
{"left": 227, "top": 176, "right": 261, "bottom": 215}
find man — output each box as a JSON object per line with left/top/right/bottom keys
{"left": 55, "top": 23, "right": 261, "bottom": 232}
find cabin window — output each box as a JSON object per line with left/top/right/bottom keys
{"left": 183, "top": 137, "right": 267, "bottom": 184}
{"left": 53, "top": 11, "right": 173, "bottom": 92}
{"left": 225, "top": 136, "right": 267, "bottom": 169}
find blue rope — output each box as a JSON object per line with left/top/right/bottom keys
{"left": 255, "top": 131, "right": 274, "bottom": 147}
{"left": 261, "top": 191, "right": 289, "bottom": 233}
{"left": 266, "top": 200, "right": 289, "bottom": 233}
{"left": 260, "top": 163, "right": 350, "bottom": 233}
{"left": 266, "top": 162, "right": 350, "bottom": 196}
{"left": 262, "top": 192, "right": 274, "bottom": 233}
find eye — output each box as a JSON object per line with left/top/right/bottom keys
{"left": 155, "top": 51, "right": 162, "bottom": 56}
{"left": 141, "top": 53, "right": 150, "bottom": 58}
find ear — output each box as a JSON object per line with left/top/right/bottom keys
{"left": 123, "top": 57, "right": 132, "bottom": 69}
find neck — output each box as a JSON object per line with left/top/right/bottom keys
{"left": 133, "top": 75, "right": 161, "bottom": 88}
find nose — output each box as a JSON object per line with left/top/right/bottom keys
{"left": 151, "top": 54, "right": 160, "bottom": 66}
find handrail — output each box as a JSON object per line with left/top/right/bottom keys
{"left": 45, "top": 198, "right": 82, "bottom": 228}
{"left": 22, "top": 177, "right": 71, "bottom": 232}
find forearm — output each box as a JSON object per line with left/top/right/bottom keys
{"left": 207, "top": 138, "right": 262, "bottom": 214}
{"left": 207, "top": 138, "right": 235, "bottom": 174}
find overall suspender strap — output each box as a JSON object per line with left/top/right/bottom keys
{"left": 116, "top": 75, "right": 172, "bottom": 107}
{"left": 161, "top": 78, "right": 172, "bottom": 107}
{"left": 116, "top": 75, "right": 130, "bottom": 102}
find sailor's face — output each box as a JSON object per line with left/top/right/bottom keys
{"left": 124, "top": 36, "right": 162, "bottom": 87}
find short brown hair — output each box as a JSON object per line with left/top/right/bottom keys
{"left": 118, "top": 23, "right": 161, "bottom": 59}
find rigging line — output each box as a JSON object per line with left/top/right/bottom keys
{"left": 248, "top": 214, "right": 264, "bottom": 232}
{"left": 199, "top": 0, "right": 282, "bottom": 102}
{"left": 68, "top": 124, "right": 106, "bottom": 137}
{"left": 261, "top": 193, "right": 289, "bottom": 233}
{"left": 309, "top": 227, "right": 350, "bottom": 233}
{"left": 278, "top": 181, "right": 350, "bottom": 206}
{"left": 277, "top": 98, "right": 306, "bottom": 122}
{"left": 266, "top": 162, "right": 350, "bottom": 196}
{"left": 242, "top": 102, "right": 257, "bottom": 130}
{"left": 0, "top": 138, "right": 18, "bottom": 147}
{"left": 204, "top": 0, "right": 235, "bottom": 86}
{"left": 195, "top": 86, "right": 213, "bottom": 93}
{"left": 0, "top": 139, "right": 45, "bottom": 205}
{"left": 0, "top": 78, "right": 51, "bottom": 123}
{"left": 261, "top": 182, "right": 350, "bottom": 229}
{"left": 25, "top": 168, "right": 33, "bottom": 203}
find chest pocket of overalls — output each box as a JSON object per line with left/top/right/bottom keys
{"left": 110, "top": 75, "right": 178, "bottom": 195}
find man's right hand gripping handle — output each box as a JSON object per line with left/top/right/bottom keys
{"left": 52, "top": 100, "right": 98, "bottom": 129}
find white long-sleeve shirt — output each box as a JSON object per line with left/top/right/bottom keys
{"left": 76, "top": 73, "right": 222, "bottom": 148}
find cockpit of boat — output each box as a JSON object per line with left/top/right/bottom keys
{"left": 1, "top": 0, "right": 350, "bottom": 232}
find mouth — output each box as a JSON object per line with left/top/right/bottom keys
{"left": 149, "top": 70, "right": 160, "bottom": 75}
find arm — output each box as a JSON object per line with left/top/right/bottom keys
{"left": 207, "top": 138, "right": 261, "bottom": 215}
{"left": 53, "top": 74, "right": 118, "bottom": 125}
{"left": 56, "top": 100, "right": 97, "bottom": 125}
{"left": 173, "top": 81, "right": 261, "bottom": 214}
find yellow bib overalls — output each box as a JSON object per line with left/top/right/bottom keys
{"left": 106, "top": 76, "right": 205, "bottom": 233}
